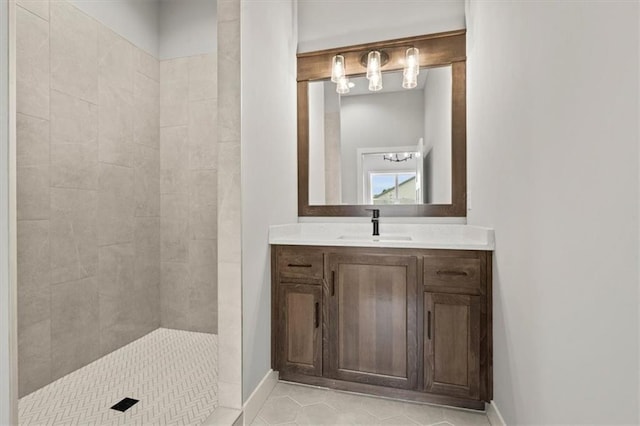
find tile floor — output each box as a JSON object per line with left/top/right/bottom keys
{"left": 253, "top": 382, "right": 491, "bottom": 426}
{"left": 19, "top": 328, "right": 218, "bottom": 425}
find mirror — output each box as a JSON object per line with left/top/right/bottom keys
{"left": 307, "top": 66, "right": 452, "bottom": 206}
{"left": 297, "top": 30, "right": 466, "bottom": 217}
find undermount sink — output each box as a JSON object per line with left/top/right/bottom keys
{"left": 338, "top": 234, "right": 413, "bottom": 242}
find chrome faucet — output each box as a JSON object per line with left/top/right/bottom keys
{"left": 366, "top": 209, "right": 380, "bottom": 236}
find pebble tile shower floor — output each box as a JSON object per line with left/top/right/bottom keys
{"left": 19, "top": 328, "right": 218, "bottom": 425}
{"left": 253, "top": 382, "right": 491, "bottom": 426}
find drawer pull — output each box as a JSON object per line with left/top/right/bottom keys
{"left": 331, "top": 271, "right": 335, "bottom": 296}
{"left": 427, "top": 311, "right": 432, "bottom": 340}
{"left": 436, "top": 270, "right": 468, "bottom": 277}
{"left": 314, "top": 302, "right": 319, "bottom": 328}
{"left": 287, "top": 263, "right": 313, "bottom": 268}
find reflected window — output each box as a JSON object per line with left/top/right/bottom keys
{"left": 370, "top": 172, "right": 417, "bottom": 204}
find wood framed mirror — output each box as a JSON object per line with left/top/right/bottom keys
{"left": 297, "top": 30, "right": 466, "bottom": 217}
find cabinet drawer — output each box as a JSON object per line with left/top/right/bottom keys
{"left": 277, "top": 247, "right": 324, "bottom": 283}
{"left": 423, "top": 256, "right": 482, "bottom": 294}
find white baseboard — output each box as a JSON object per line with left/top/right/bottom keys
{"left": 242, "top": 370, "right": 279, "bottom": 425}
{"left": 487, "top": 400, "right": 507, "bottom": 426}
{"left": 203, "top": 407, "right": 242, "bottom": 426}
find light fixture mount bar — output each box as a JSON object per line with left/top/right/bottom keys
{"left": 360, "top": 50, "right": 390, "bottom": 68}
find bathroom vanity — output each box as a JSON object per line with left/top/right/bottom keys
{"left": 270, "top": 224, "right": 494, "bottom": 410}
{"left": 274, "top": 29, "right": 494, "bottom": 410}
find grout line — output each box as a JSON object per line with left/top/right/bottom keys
{"left": 15, "top": 3, "right": 48, "bottom": 23}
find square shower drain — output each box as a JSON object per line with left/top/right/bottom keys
{"left": 110, "top": 397, "right": 139, "bottom": 412}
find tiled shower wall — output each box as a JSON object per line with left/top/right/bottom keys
{"left": 16, "top": 0, "right": 163, "bottom": 397}
{"left": 159, "top": 55, "right": 218, "bottom": 334}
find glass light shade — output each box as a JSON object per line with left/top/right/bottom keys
{"left": 368, "top": 73, "right": 382, "bottom": 91}
{"left": 331, "top": 55, "right": 345, "bottom": 83}
{"left": 402, "top": 72, "right": 417, "bottom": 89}
{"left": 336, "top": 76, "right": 350, "bottom": 94}
{"left": 404, "top": 47, "right": 420, "bottom": 76}
{"left": 366, "top": 51, "right": 381, "bottom": 80}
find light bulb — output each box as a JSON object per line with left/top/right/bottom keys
{"left": 404, "top": 47, "right": 420, "bottom": 77}
{"left": 336, "top": 76, "right": 350, "bottom": 94}
{"left": 331, "top": 55, "right": 345, "bottom": 83}
{"left": 366, "top": 51, "right": 381, "bottom": 80}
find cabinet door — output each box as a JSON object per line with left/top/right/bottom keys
{"left": 278, "top": 284, "right": 322, "bottom": 376}
{"left": 327, "top": 253, "right": 418, "bottom": 389}
{"left": 424, "top": 292, "right": 481, "bottom": 399}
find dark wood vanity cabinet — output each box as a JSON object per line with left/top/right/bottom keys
{"left": 272, "top": 245, "right": 492, "bottom": 410}
{"left": 326, "top": 253, "right": 418, "bottom": 390}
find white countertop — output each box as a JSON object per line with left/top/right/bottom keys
{"left": 269, "top": 223, "right": 495, "bottom": 251}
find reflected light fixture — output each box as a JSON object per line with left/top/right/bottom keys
{"left": 383, "top": 152, "right": 414, "bottom": 162}
{"left": 402, "top": 47, "right": 420, "bottom": 89}
{"left": 336, "top": 76, "right": 350, "bottom": 94}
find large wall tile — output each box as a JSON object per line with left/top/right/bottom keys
{"left": 189, "top": 54, "right": 217, "bottom": 102}
{"left": 160, "top": 262, "right": 190, "bottom": 330}
{"left": 160, "top": 58, "right": 189, "bottom": 127}
{"left": 50, "top": 143, "right": 98, "bottom": 190}
{"left": 50, "top": 0, "right": 98, "bottom": 104}
{"left": 134, "top": 72, "right": 160, "bottom": 149}
{"left": 98, "top": 243, "right": 137, "bottom": 355}
{"left": 51, "top": 90, "right": 98, "bottom": 146}
{"left": 136, "top": 48, "right": 159, "bottom": 82}
{"left": 134, "top": 144, "right": 160, "bottom": 217}
{"left": 17, "top": 0, "right": 49, "bottom": 21}
{"left": 17, "top": 220, "right": 50, "bottom": 330}
{"left": 217, "top": 142, "right": 241, "bottom": 263}
{"left": 160, "top": 126, "right": 188, "bottom": 194}
{"left": 98, "top": 164, "right": 134, "bottom": 246}
{"left": 189, "top": 170, "right": 217, "bottom": 240}
{"left": 98, "top": 87, "right": 134, "bottom": 167}
{"left": 16, "top": 6, "right": 49, "bottom": 119}
{"left": 99, "top": 27, "right": 134, "bottom": 96}
{"left": 189, "top": 239, "right": 217, "bottom": 333}
{"left": 50, "top": 188, "right": 97, "bottom": 284}
{"left": 17, "top": 113, "right": 49, "bottom": 167}
{"left": 51, "top": 277, "right": 100, "bottom": 380}
{"left": 18, "top": 319, "right": 51, "bottom": 397}
{"left": 17, "top": 165, "right": 49, "bottom": 221}
{"left": 98, "top": 243, "right": 134, "bottom": 299}
{"left": 189, "top": 99, "right": 217, "bottom": 170}
{"left": 161, "top": 193, "right": 189, "bottom": 263}
{"left": 134, "top": 217, "right": 161, "bottom": 330}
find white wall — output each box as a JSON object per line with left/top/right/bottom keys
{"left": 70, "top": 0, "right": 159, "bottom": 56}
{"left": 423, "top": 66, "right": 451, "bottom": 204}
{"left": 241, "top": 0, "right": 298, "bottom": 402}
{"left": 0, "top": 0, "right": 14, "bottom": 422}
{"left": 158, "top": 0, "right": 217, "bottom": 60}
{"left": 467, "top": 1, "right": 639, "bottom": 424}
{"left": 340, "top": 90, "right": 424, "bottom": 204}
{"left": 308, "top": 81, "right": 325, "bottom": 205}
{"left": 298, "top": 0, "right": 465, "bottom": 52}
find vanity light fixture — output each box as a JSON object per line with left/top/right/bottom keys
{"left": 383, "top": 152, "right": 414, "bottom": 162}
{"left": 366, "top": 50, "right": 384, "bottom": 91}
{"left": 331, "top": 54, "right": 351, "bottom": 94}
{"left": 402, "top": 47, "right": 420, "bottom": 89}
